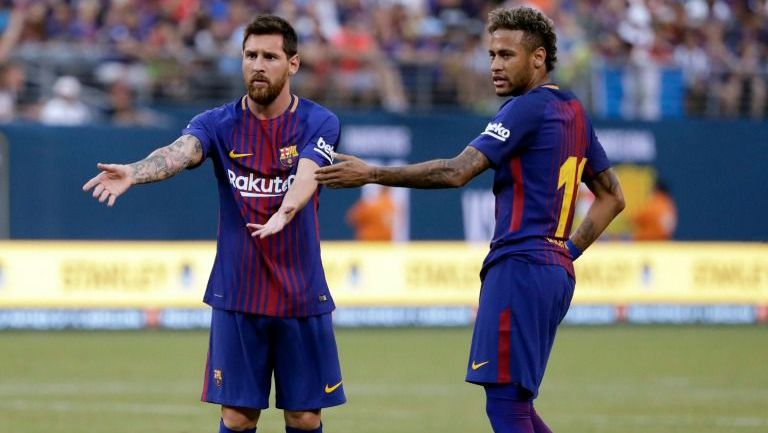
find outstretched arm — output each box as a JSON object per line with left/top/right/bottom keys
{"left": 315, "top": 146, "right": 491, "bottom": 189}
{"left": 247, "top": 158, "right": 320, "bottom": 238}
{"left": 82, "top": 134, "right": 203, "bottom": 206}
{"left": 569, "top": 168, "right": 625, "bottom": 255}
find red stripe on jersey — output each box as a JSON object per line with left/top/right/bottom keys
{"left": 262, "top": 116, "right": 282, "bottom": 316}
{"left": 563, "top": 101, "right": 576, "bottom": 239}
{"left": 508, "top": 158, "right": 524, "bottom": 232}
{"left": 247, "top": 113, "right": 261, "bottom": 312}
{"left": 290, "top": 111, "right": 307, "bottom": 316}
{"left": 236, "top": 108, "right": 251, "bottom": 310}
{"left": 565, "top": 100, "right": 587, "bottom": 237}
{"left": 304, "top": 192, "right": 320, "bottom": 317}
{"left": 283, "top": 112, "right": 300, "bottom": 316}
{"left": 498, "top": 308, "right": 512, "bottom": 383}
{"left": 235, "top": 110, "right": 248, "bottom": 309}
{"left": 252, "top": 117, "right": 268, "bottom": 313}
{"left": 275, "top": 112, "right": 291, "bottom": 315}
{"left": 266, "top": 117, "right": 281, "bottom": 316}
{"left": 200, "top": 348, "right": 211, "bottom": 401}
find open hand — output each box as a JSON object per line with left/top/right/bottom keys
{"left": 246, "top": 205, "right": 296, "bottom": 239}
{"left": 314, "top": 153, "right": 372, "bottom": 188}
{"left": 82, "top": 163, "right": 133, "bottom": 207}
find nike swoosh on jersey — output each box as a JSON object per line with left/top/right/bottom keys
{"left": 471, "top": 361, "right": 489, "bottom": 370}
{"left": 228, "top": 150, "right": 253, "bottom": 159}
{"left": 324, "top": 380, "right": 343, "bottom": 393}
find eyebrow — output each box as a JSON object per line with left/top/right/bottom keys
{"left": 490, "top": 48, "right": 515, "bottom": 54}
{"left": 244, "top": 49, "right": 282, "bottom": 57}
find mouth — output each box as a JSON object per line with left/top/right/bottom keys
{"left": 492, "top": 76, "right": 508, "bottom": 86}
{"left": 251, "top": 77, "right": 270, "bottom": 88}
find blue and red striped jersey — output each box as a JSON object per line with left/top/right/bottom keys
{"left": 183, "top": 94, "right": 338, "bottom": 317}
{"left": 469, "top": 85, "right": 610, "bottom": 278}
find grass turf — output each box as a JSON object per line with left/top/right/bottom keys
{"left": 1, "top": 326, "right": 767, "bottom": 433}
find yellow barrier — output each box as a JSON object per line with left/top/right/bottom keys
{"left": 0, "top": 241, "right": 766, "bottom": 307}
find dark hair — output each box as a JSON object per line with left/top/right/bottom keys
{"left": 487, "top": 7, "right": 558, "bottom": 72}
{"left": 242, "top": 15, "right": 298, "bottom": 57}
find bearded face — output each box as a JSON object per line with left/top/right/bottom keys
{"left": 241, "top": 34, "right": 298, "bottom": 108}
{"left": 247, "top": 70, "right": 289, "bottom": 106}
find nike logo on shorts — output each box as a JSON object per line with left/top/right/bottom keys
{"left": 324, "top": 380, "right": 343, "bottom": 393}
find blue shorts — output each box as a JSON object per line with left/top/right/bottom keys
{"left": 465, "top": 258, "right": 574, "bottom": 397}
{"left": 201, "top": 309, "right": 346, "bottom": 410}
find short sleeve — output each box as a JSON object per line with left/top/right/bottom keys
{"left": 582, "top": 127, "right": 611, "bottom": 181}
{"left": 468, "top": 96, "right": 543, "bottom": 167}
{"left": 301, "top": 113, "right": 340, "bottom": 167}
{"left": 181, "top": 110, "right": 216, "bottom": 160}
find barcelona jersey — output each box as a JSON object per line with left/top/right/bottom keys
{"left": 469, "top": 85, "right": 611, "bottom": 278}
{"left": 183, "top": 95, "right": 338, "bottom": 317}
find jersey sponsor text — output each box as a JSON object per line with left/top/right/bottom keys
{"left": 481, "top": 122, "right": 511, "bottom": 141}
{"left": 227, "top": 169, "right": 295, "bottom": 197}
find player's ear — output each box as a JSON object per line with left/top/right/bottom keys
{"left": 289, "top": 54, "right": 300, "bottom": 75}
{"left": 533, "top": 47, "right": 546, "bottom": 69}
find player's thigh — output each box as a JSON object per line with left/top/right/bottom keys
{"left": 476, "top": 258, "right": 574, "bottom": 325}
{"left": 202, "top": 309, "right": 273, "bottom": 409}
{"left": 272, "top": 313, "right": 346, "bottom": 410}
{"left": 467, "top": 259, "right": 574, "bottom": 388}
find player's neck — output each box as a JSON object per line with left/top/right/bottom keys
{"left": 246, "top": 87, "right": 293, "bottom": 120}
{"left": 526, "top": 74, "right": 551, "bottom": 94}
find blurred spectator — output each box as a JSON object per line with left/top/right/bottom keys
{"left": 0, "top": 0, "right": 762, "bottom": 118}
{"left": 720, "top": 38, "right": 766, "bottom": 118}
{"left": 104, "top": 80, "right": 164, "bottom": 127}
{"left": 0, "top": 62, "right": 26, "bottom": 122}
{"left": 673, "top": 29, "right": 710, "bottom": 116}
{"left": 330, "top": 12, "right": 407, "bottom": 111}
{"left": 0, "top": 2, "right": 24, "bottom": 62}
{"left": 346, "top": 186, "right": 397, "bottom": 241}
{"left": 632, "top": 180, "right": 677, "bottom": 241}
{"left": 617, "top": 0, "right": 661, "bottom": 119}
{"left": 39, "top": 76, "right": 91, "bottom": 126}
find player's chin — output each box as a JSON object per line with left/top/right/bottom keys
{"left": 493, "top": 86, "right": 514, "bottom": 97}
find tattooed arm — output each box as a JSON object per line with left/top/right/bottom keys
{"left": 315, "top": 146, "right": 491, "bottom": 189}
{"left": 82, "top": 135, "right": 203, "bottom": 206}
{"left": 569, "top": 168, "right": 625, "bottom": 252}
{"left": 128, "top": 135, "right": 204, "bottom": 184}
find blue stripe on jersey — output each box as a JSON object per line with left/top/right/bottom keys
{"left": 183, "top": 95, "right": 339, "bottom": 317}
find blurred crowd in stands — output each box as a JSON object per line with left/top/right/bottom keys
{"left": 0, "top": 0, "right": 766, "bottom": 126}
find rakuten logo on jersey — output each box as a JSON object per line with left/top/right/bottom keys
{"left": 227, "top": 169, "right": 295, "bottom": 197}
{"left": 482, "top": 122, "right": 511, "bottom": 141}
{"left": 313, "top": 137, "right": 334, "bottom": 164}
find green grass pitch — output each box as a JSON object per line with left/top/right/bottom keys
{"left": 2, "top": 326, "right": 767, "bottom": 433}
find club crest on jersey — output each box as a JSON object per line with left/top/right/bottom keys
{"left": 482, "top": 122, "right": 511, "bottom": 141}
{"left": 214, "top": 369, "right": 223, "bottom": 388}
{"left": 279, "top": 145, "right": 298, "bottom": 167}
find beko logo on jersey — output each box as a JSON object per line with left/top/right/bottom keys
{"left": 482, "top": 122, "right": 511, "bottom": 141}
{"left": 313, "top": 137, "right": 334, "bottom": 164}
{"left": 227, "top": 169, "right": 295, "bottom": 197}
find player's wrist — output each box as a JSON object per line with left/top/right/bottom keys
{"left": 565, "top": 239, "right": 582, "bottom": 261}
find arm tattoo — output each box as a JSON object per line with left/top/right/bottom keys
{"left": 129, "top": 135, "right": 203, "bottom": 184}
{"left": 571, "top": 216, "right": 596, "bottom": 248}
{"left": 570, "top": 168, "right": 625, "bottom": 250}
{"left": 594, "top": 169, "right": 621, "bottom": 195}
{"left": 372, "top": 147, "right": 490, "bottom": 189}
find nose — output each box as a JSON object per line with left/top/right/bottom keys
{"left": 490, "top": 56, "right": 503, "bottom": 72}
{"left": 247, "top": 54, "right": 266, "bottom": 72}
{"left": 252, "top": 57, "right": 265, "bottom": 72}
